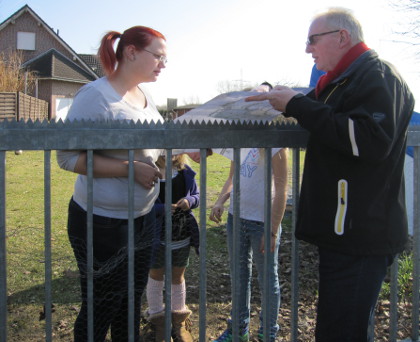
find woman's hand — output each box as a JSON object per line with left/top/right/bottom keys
{"left": 73, "top": 153, "right": 162, "bottom": 190}
{"left": 134, "top": 161, "right": 162, "bottom": 190}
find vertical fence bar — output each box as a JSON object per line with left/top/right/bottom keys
{"left": 262, "top": 148, "right": 272, "bottom": 342}
{"left": 0, "top": 151, "right": 7, "bottom": 342}
{"left": 16, "top": 92, "right": 20, "bottom": 121}
{"left": 389, "top": 254, "right": 399, "bottom": 342}
{"left": 127, "top": 150, "right": 135, "bottom": 342}
{"left": 44, "top": 150, "right": 53, "bottom": 342}
{"left": 164, "top": 149, "right": 173, "bottom": 341}
{"left": 290, "top": 148, "right": 301, "bottom": 342}
{"left": 199, "top": 148, "right": 208, "bottom": 342}
{"left": 232, "top": 148, "right": 240, "bottom": 342}
{"left": 413, "top": 146, "right": 420, "bottom": 342}
{"left": 86, "top": 150, "right": 94, "bottom": 342}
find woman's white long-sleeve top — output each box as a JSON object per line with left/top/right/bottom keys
{"left": 57, "top": 77, "right": 164, "bottom": 219}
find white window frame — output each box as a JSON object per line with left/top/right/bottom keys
{"left": 17, "top": 31, "right": 36, "bottom": 50}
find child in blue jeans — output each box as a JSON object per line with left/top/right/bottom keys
{"left": 210, "top": 148, "right": 288, "bottom": 342}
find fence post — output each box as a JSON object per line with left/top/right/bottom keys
{"left": 0, "top": 151, "right": 7, "bottom": 342}
{"left": 16, "top": 92, "right": 20, "bottom": 121}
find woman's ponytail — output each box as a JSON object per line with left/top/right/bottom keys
{"left": 97, "top": 31, "right": 121, "bottom": 76}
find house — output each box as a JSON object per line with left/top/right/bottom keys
{"left": 0, "top": 4, "right": 103, "bottom": 119}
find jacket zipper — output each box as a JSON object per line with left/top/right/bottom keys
{"left": 323, "top": 78, "right": 348, "bottom": 103}
{"left": 326, "top": 79, "right": 350, "bottom": 236}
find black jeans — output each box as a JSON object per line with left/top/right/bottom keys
{"left": 315, "top": 247, "right": 395, "bottom": 342}
{"left": 67, "top": 198, "right": 155, "bottom": 342}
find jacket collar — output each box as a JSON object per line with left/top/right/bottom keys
{"left": 316, "top": 42, "right": 371, "bottom": 97}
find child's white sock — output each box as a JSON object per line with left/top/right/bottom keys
{"left": 146, "top": 276, "right": 164, "bottom": 315}
{"left": 171, "top": 280, "right": 187, "bottom": 311}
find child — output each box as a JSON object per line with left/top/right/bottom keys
{"left": 210, "top": 148, "right": 288, "bottom": 342}
{"left": 146, "top": 154, "right": 199, "bottom": 342}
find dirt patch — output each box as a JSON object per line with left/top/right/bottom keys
{"left": 140, "top": 215, "right": 414, "bottom": 341}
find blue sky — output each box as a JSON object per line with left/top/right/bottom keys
{"left": 0, "top": 0, "right": 418, "bottom": 109}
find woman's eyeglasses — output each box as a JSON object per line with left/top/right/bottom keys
{"left": 144, "top": 49, "right": 168, "bottom": 64}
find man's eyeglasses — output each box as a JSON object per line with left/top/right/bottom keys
{"left": 144, "top": 49, "right": 167, "bottom": 64}
{"left": 306, "top": 30, "right": 340, "bottom": 46}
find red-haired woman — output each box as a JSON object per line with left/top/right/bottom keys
{"left": 57, "top": 26, "right": 167, "bottom": 341}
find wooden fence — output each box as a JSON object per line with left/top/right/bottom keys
{"left": 0, "top": 92, "right": 48, "bottom": 121}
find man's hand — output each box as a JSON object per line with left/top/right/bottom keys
{"left": 245, "top": 86, "right": 299, "bottom": 112}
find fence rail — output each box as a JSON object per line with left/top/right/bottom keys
{"left": 0, "top": 92, "right": 48, "bottom": 121}
{"left": 0, "top": 119, "right": 419, "bottom": 342}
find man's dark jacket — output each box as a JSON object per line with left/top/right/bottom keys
{"left": 284, "top": 49, "right": 415, "bottom": 255}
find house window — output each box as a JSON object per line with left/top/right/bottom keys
{"left": 17, "top": 32, "right": 36, "bottom": 50}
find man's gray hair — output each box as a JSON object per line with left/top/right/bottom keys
{"left": 314, "top": 7, "right": 364, "bottom": 44}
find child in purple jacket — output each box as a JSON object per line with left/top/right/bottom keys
{"left": 145, "top": 154, "right": 199, "bottom": 342}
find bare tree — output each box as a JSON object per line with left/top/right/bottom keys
{"left": 181, "top": 95, "right": 201, "bottom": 106}
{"left": 216, "top": 79, "right": 259, "bottom": 93}
{"left": 391, "top": 0, "right": 420, "bottom": 50}
{"left": 0, "top": 51, "right": 36, "bottom": 93}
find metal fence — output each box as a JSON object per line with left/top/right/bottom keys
{"left": 0, "top": 119, "right": 419, "bottom": 342}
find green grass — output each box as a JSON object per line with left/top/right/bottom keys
{"left": 4, "top": 150, "right": 286, "bottom": 292}
{"left": 5, "top": 151, "right": 79, "bottom": 341}
{"left": 3, "top": 151, "right": 232, "bottom": 341}
{"left": 380, "top": 251, "right": 415, "bottom": 301}
{"left": 6, "top": 151, "right": 76, "bottom": 287}
{"left": 189, "top": 153, "right": 231, "bottom": 225}
{"left": 3, "top": 150, "right": 414, "bottom": 340}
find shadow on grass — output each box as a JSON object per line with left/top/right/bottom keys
{"left": 8, "top": 272, "right": 80, "bottom": 306}
{"left": 7, "top": 223, "right": 232, "bottom": 309}
{"left": 7, "top": 275, "right": 80, "bottom": 342}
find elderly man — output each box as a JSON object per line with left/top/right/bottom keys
{"left": 247, "top": 7, "right": 414, "bottom": 342}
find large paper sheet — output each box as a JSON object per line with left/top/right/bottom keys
{"left": 174, "top": 91, "right": 281, "bottom": 124}
{"left": 174, "top": 88, "right": 311, "bottom": 159}
{"left": 174, "top": 88, "right": 311, "bottom": 124}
